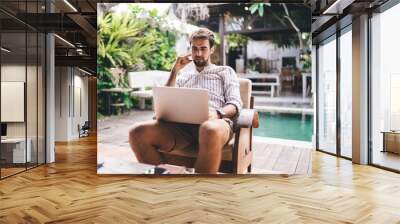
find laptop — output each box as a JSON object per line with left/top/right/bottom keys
{"left": 153, "top": 86, "right": 209, "bottom": 124}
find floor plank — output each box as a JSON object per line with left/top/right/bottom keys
{"left": 295, "top": 147, "right": 312, "bottom": 175}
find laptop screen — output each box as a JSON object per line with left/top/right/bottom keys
{"left": 1, "top": 123, "right": 7, "bottom": 137}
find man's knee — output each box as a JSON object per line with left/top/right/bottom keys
{"left": 129, "top": 122, "right": 151, "bottom": 144}
{"left": 199, "top": 120, "right": 222, "bottom": 141}
{"left": 129, "top": 120, "right": 173, "bottom": 149}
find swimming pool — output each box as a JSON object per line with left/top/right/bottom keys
{"left": 253, "top": 112, "right": 313, "bottom": 142}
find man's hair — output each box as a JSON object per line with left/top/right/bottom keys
{"left": 189, "top": 28, "right": 215, "bottom": 48}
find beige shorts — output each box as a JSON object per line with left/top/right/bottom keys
{"left": 159, "top": 119, "right": 234, "bottom": 152}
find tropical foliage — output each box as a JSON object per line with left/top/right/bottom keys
{"left": 97, "top": 5, "right": 177, "bottom": 115}
{"left": 248, "top": 3, "right": 312, "bottom": 70}
{"left": 248, "top": 3, "right": 311, "bottom": 50}
{"left": 248, "top": 2, "right": 271, "bottom": 17}
{"left": 226, "top": 33, "right": 248, "bottom": 50}
{"left": 129, "top": 5, "right": 177, "bottom": 71}
{"left": 97, "top": 12, "right": 155, "bottom": 89}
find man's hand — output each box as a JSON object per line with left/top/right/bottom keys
{"left": 173, "top": 54, "right": 192, "bottom": 72}
{"left": 208, "top": 110, "right": 220, "bottom": 120}
{"left": 165, "top": 54, "right": 192, "bottom": 87}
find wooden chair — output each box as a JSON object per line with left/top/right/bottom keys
{"left": 78, "top": 121, "right": 90, "bottom": 138}
{"left": 157, "top": 78, "right": 259, "bottom": 174}
{"left": 280, "top": 67, "right": 294, "bottom": 91}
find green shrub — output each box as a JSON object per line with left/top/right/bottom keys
{"left": 97, "top": 5, "right": 177, "bottom": 114}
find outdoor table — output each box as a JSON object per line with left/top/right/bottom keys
{"left": 101, "top": 87, "right": 133, "bottom": 115}
{"left": 238, "top": 73, "right": 280, "bottom": 97}
{"left": 381, "top": 131, "right": 400, "bottom": 154}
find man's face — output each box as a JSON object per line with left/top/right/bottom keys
{"left": 191, "top": 38, "right": 214, "bottom": 67}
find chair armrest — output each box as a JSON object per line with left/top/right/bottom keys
{"left": 236, "top": 109, "right": 259, "bottom": 128}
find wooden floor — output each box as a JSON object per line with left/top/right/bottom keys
{"left": 98, "top": 110, "right": 312, "bottom": 174}
{"left": 372, "top": 150, "right": 400, "bottom": 171}
{"left": 98, "top": 140, "right": 312, "bottom": 175}
{"left": 1, "top": 167, "right": 26, "bottom": 178}
{"left": 1, "top": 163, "right": 45, "bottom": 178}
{"left": 1, "top": 135, "right": 400, "bottom": 223}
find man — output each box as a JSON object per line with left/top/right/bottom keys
{"left": 129, "top": 28, "right": 242, "bottom": 174}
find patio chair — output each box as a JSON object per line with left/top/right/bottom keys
{"left": 157, "top": 78, "right": 259, "bottom": 174}
{"left": 78, "top": 121, "right": 90, "bottom": 138}
{"left": 280, "top": 67, "right": 294, "bottom": 91}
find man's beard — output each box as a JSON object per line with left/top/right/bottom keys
{"left": 193, "top": 58, "right": 208, "bottom": 67}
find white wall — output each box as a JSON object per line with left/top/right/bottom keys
{"left": 1, "top": 82, "right": 25, "bottom": 122}
{"left": 55, "top": 66, "right": 69, "bottom": 141}
{"left": 71, "top": 73, "right": 89, "bottom": 138}
{"left": 1, "top": 63, "right": 46, "bottom": 164}
{"left": 55, "top": 66, "right": 89, "bottom": 141}
{"left": 1, "top": 65, "right": 34, "bottom": 138}
{"left": 246, "top": 40, "right": 301, "bottom": 71}
{"left": 1, "top": 64, "right": 26, "bottom": 140}
{"left": 1, "top": 64, "right": 26, "bottom": 81}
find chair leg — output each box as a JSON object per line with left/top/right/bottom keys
{"left": 271, "top": 86, "right": 275, "bottom": 97}
{"left": 138, "top": 98, "right": 145, "bottom": 110}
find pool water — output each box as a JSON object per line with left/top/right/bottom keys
{"left": 253, "top": 112, "right": 313, "bottom": 142}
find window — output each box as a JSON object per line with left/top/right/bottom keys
{"left": 370, "top": 2, "right": 400, "bottom": 171}
{"left": 317, "top": 35, "right": 337, "bottom": 154}
{"left": 339, "top": 27, "right": 352, "bottom": 158}
{"left": 0, "top": 1, "right": 46, "bottom": 179}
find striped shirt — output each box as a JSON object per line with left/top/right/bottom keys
{"left": 176, "top": 62, "right": 242, "bottom": 115}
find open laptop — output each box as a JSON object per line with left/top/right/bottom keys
{"left": 153, "top": 86, "right": 209, "bottom": 124}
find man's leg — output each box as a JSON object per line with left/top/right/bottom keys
{"left": 195, "top": 119, "right": 231, "bottom": 174}
{"left": 129, "top": 120, "right": 176, "bottom": 165}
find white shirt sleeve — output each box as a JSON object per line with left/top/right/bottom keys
{"left": 222, "top": 67, "right": 242, "bottom": 115}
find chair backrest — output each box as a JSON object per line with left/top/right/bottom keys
{"left": 281, "top": 67, "right": 292, "bottom": 77}
{"left": 128, "top": 70, "right": 170, "bottom": 89}
{"left": 82, "top": 121, "right": 90, "bottom": 129}
{"left": 239, "top": 78, "right": 252, "bottom": 109}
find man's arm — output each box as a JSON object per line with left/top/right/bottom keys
{"left": 165, "top": 67, "right": 179, "bottom": 87}
{"left": 209, "top": 104, "right": 237, "bottom": 120}
{"left": 209, "top": 68, "right": 242, "bottom": 120}
{"left": 165, "top": 55, "right": 192, "bottom": 87}
{"left": 220, "top": 104, "right": 238, "bottom": 119}
{"left": 222, "top": 67, "right": 242, "bottom": 118}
